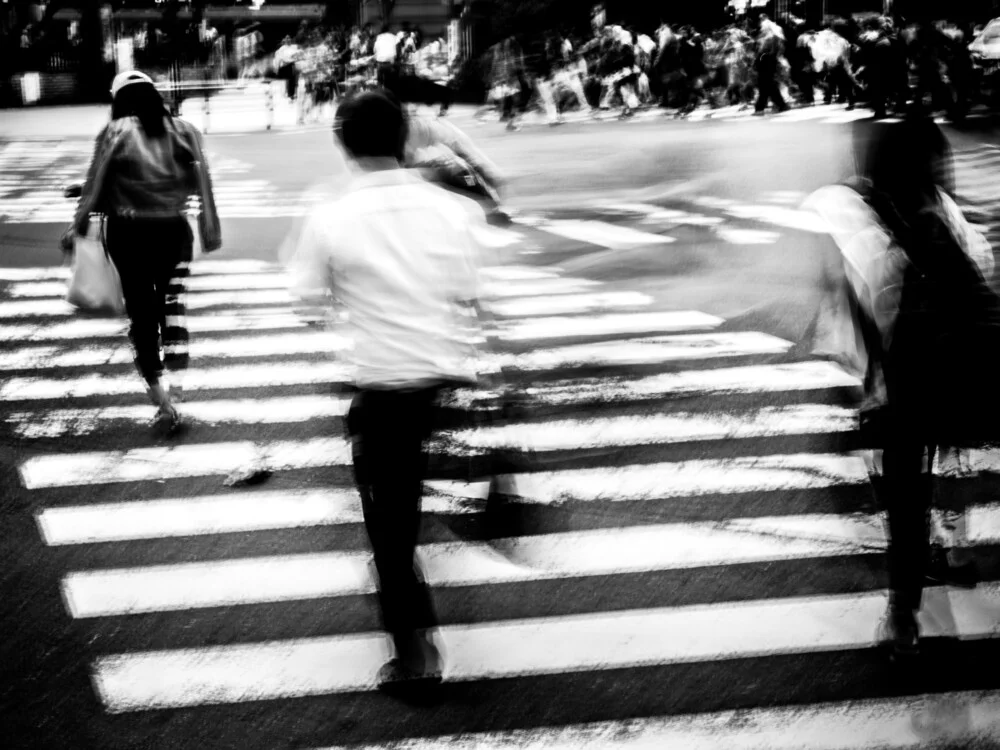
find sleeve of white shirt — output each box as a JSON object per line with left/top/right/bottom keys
{"left": 452, "top": 198, "right": 490, "bottom": 307}
{"left": 286, "top": 203, "right": 338, "bottom": 299}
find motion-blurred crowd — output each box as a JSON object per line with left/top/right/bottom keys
{"left": 481, "top": 13, "right": 995, "bottom": 127}
{"left": 263, "top": 22, "right": 454, "bottom": 123}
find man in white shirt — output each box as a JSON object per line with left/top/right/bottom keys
{"left": 374, "top": 24, "right": 399, "bottom": 88}
{"left": 291, "top": 91, "right": 489, "bottom": 694}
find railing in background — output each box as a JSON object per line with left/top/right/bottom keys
{"left": 154, "top": 78, "right": 277, "bottom": 134}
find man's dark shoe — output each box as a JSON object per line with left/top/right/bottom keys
{"left": 376, "top": 657, "right": 442, "bottom": 695}
{"left": 377, "top": 630, "right": 444, "bottom": 700}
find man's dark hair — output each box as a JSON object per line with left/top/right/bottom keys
{"left": 333, "top": 90, "right": 407, "bottom": 160}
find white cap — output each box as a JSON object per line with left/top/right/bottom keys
{"left": 110, "top": 70, "right": 154, "bottom": 99}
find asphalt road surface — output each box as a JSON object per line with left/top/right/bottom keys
{"left": 2, "top": 107, "right": 1000, "bottom": 750}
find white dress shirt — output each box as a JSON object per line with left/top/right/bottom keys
{"left": 292, "top": 168, "right": 487, "bottom": 388}
{"left": 374, "top": 32, "right": 399, "bottom": 63}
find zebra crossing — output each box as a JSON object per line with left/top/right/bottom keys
{"left": 6, "top": 236, "right": 1000, "bottom": 746}
{"left": 3, "top": 138, "right": 998, "bottom": 261}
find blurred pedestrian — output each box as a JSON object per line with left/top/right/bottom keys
{"left": 489, "top": 37, "right": 526, "bottom": 131}
{"left": 754, "top": 18, "right": 789, "bottom": 114}
{"left": 805, "top": 117, "right": 1000, "bottom": 660}
{"left": 288, "top": 91, "right": 490, "bottom": 693}
{"left": 63, "top": 71, "right": 221, "bottom": 432}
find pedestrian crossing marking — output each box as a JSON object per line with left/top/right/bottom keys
{"left": 35, "top": 488, "right": 479, "bottom": 545}
{"left": 89, "top": 585, "right": 1000, "bottom": 711}
{"left": 18, "top": 403, "right": 854, "bottom": 488}
{"left": 445, "top": 404, "right": 856, "bottom": 454}
{"left": 311, "top": 691, "right": 1000, "bottom": 750}
{"left": 0, "top": 331, "right": 794, "bottom": 403}
{"left": 9, "top": 394, "right": 352, "bottom": 439}
{"left": 19, "top": 437, "right": 353, "bottom": 489}
{"left": 0, "top": 311, "right": 724, "bottom": 372}
{"left": 61, "top": 511, "right": 896, "bottom": 618}
{"left": 535, "top": 219, "right": 675, "bottom": 249}
{"left": 4, "top": 172, "right": 997, "bottom": 743}
{"left": 7, "top": 361, "right": 860, "bottom": 439}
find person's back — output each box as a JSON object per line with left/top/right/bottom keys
{"left": 289, "top": 91, "right": 488, "bottom": 694}
{"left": 308, "top": 170, "right": 482, "bottom": 387}
{"left": 103, "top": 116, "right": 198, "bottom": 217}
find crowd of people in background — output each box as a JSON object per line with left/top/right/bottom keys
{"left": 261, "top": 21, "right": 455, "bottom": 124}
{"left": 479, "top": 12, "right": 995, "bottom": 128}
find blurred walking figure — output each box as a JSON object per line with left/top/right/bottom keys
{"left": 289, "top": 91, "right": 490, "bottom": 693}
{"left": 754, "top": 15, "right": 789, "bottom": 114}
{"left": 274, "top": 35, "right": 300, "bottom": 101}
{"left": 806, "top": 118, "right": 1000, "bottom": 660}
{"left": 63, "top": 71, "right": 221, "bottom": 432}
{"left": 489, "top": 37, "right": 526, "bottom": 130}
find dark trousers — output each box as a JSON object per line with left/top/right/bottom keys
{"left": 279, "top": 63, "right": 298, "bottom": 99}
{"left": 755, "top": 70, "right": 787, "bottom": 112}
{"left": 881, "top": 441, "right": 934, "bottom": 612}
{"left": 395, "top": 74, "right": 453, "bottom": 111}
{"left": 348, "top": 384, "right": 447, "bottom": 661}
{"left": 823, "top": 64, "right": 856, "bottom": 105}
{"left": 106, "top": 216, "right": 193, "bottom": 386}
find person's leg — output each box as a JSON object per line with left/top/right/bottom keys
{"left": 536, "top": 76, "right": 559, "bottom": 123}
{"left": 755, "top": 72, "right": 770, "bottom": 112}
{"left": 352, "top": 387, "right": 443, "bottom": 680}
{"left": 157, "top": 218, "right": 194, "bottom": 399}
{"left": 107, "top": 217, "right": 178, "bottom": 426}
{"left": 879, "top": 439, "right": 932, "bottom": 656}
{"left": 106, "top": 218, "right": 164, "bottom": 389}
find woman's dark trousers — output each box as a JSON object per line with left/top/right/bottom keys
{"left": 106, "top": 216, "right": 192, "bottom": 386}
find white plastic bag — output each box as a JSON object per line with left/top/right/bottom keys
{"left": 66, "top": 220, "right": 125, "bottom": 315}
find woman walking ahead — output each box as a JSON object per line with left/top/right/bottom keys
{"left": 63, "top": 71, "right": 221, "bottom": 431}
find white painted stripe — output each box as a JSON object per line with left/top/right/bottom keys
{"left": 508, "top": 361, "right": 861, "bottom": 405}
{"left": 0, "top": 280, "right": 596, "bottom": 317}
{"left": 0, "top": 260, "right": 272, "bottom": 281}
{"left": 19, "top": 438, "right": 352, "bottom": 490}
{"left": 18, "top": 400, "right": 852, "bottom": 488}
{"left": 480, "top": 453, "right": 872, "bottom": 504}
{"left": 441, "top": 404, "right": 856, "bottom": 454}
{"left": 0, "top": 361, "right": 350, "bottom": 401}
{"left": 701, "top": 201, "right": 830, "bottom": 234}
{"left": 0, "top": 333, "right": 793, "bottom": 402}
{"left": 35, "top": 486, "right": 485, "bottom": 546}
{"left": 715, "top": 228, "right": 781, "bottom": 245}
{"left": 487, "top": 277, "right": 598, "bottom": 298}
{"left": 61, "top": 511, "right": 890, "bottom": 618}
{"left": 9, "top": 394, "right": 350, "bottom": 439}
{"left": 0, "top": 312, "right": 309, "bottom": 343}
{"left": 603, "top": 203, "right": 724, "bottom": 227}
{"left": 4, "top": 264, "right": 552, "bottom": 298}
{"left": 510, "top": 332, "right": 792, "bottom": 370}
{"left": 499, "top": 310, "right": 720, "bottom": 339}
{"left": 538, "top": 219, "right": 674, "bottom": 249}
{"left": 0, "top": 312, "right": 728, "bottom": 371}
{"left": 10, "top": 361, "right": 860, "bottom": 438}
{"left": 0, "top": 333, "right": 350, "bottom": 370}
{"left": 312, "top": 692, "right": 1000, "bottom": 750}
{"left": 90, "top": 585, "right": 1000, "bottom": 710}
{"left": 492, "top": 291, "right": 653, "bottom": 317}
{"left": 34, "top": 449, "right": 889, "bottom": 548}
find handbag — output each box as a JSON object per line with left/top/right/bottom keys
{"left": 66, "top": 217, "right": 125, "bottom": 315}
